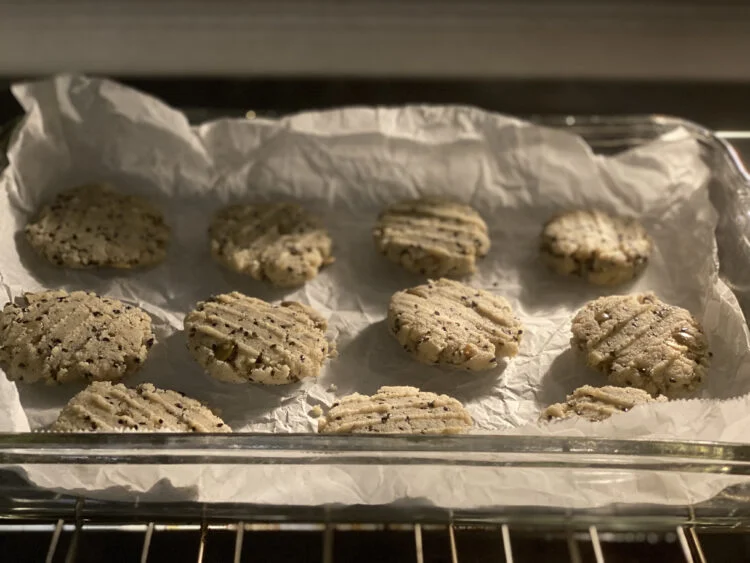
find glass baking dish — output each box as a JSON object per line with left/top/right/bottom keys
{"left": 1, "top": 113, "right": 750, "bottom": 522}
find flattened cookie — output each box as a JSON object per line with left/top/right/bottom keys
{"left": 50, "top": 381, "right": 231, "bottom": 432}
{"left": 185, "top": 291, "right": 333, "bottom": 384}
{"left": 571, "top": 293, "right": 710, "bottom": 398}
{"left": 373, "top": 198, "right": 490, "bottom": 277}
{"left": 319, "top": 386, "right": 472, "bottom": 434}
{"left": 542, "top": 385, "right": 667, "bottom": 423}
{"left": 209, "top": 202, "right": 333, "bottom": 287}
{"left": 25, "top": 184, "right": 170, "bottom": 269}
{"left": 0, "top": 290, "right": 154, "bottom": 384}
{"left": 388, "top": 278, "right": 523, "bottom": 370}
{"left": 540, "top": 209, "right": 651, "bottom": 286}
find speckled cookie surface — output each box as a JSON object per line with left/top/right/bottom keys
{"left": 185, "top": 291, "right": 333, "bottom": 384}
{"left": 540, "top": 209, "right": 651, "bottom": 286}
{"left": 571, "top": 292, "right": 710, "bottom": 398}
{"left": 542, "top": 385, "right": 667, "bottom": 422}
{"left": 373, "top": 198, "right": 490, "bottom": 277}
{"left": 209, "top": 203, "right": 333, "bottom": 287}
{"left": 388, "top": 278, "right": 523, "bottom": 370}
{"left": 319, "top": 386, "right": 472, "bottom": 434}
{"left": 25, "top": 184, "right": 170, "bottom": 269}
{"left": 50, "top": 381, "right": 231, "bottom": 432}
{"left": 0, "top": 290, "right": 154, "bottom": 384}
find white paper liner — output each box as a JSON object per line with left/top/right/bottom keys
{"left": 2, "top": 75, "right": 750, "bottom": 509}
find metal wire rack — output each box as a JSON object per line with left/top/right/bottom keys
{"left": 2, "top": 517, "right": 735, "bottom": 563}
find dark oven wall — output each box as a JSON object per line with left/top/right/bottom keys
{"left": 3, "top": 79, "right": 750, "bottom": 131}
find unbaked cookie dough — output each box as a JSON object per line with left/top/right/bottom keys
{"left": 0, "top": 290, "right": 154, "bottom": 384}
{"left": 542, "top": 385, "right": 667, "bottom": 422}
{"left": 540, "top": 209, "right": 651, "bottom": 286}
{"left": 571, "top": 292, "right": 710, "bottom": 398}
{"left": 185, "top": 291, "right": 334, "bottom": 384}
{"left": 388, "top": 278, "right": 523, "bottom": 370}
{"left": 373, "top": 198, "right": 490, "bottom": 277}
{"left": 319, "top": 386, "right": 472, "bottom": 434}
{"left": 25, "top": 183, "right": 170, "bottom": 269}
{"left": 209, "top": 202, "right": 333, "bottom": 287}
{"left": 50, "top": 381, "right": 231, "bottom": 432}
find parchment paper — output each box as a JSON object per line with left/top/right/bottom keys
{"left": 3, "top": 75, "right": 750, "bottom": 509}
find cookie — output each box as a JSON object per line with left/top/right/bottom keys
{"left": 185, "top": 291, "right": 333, "bottom": 384}
{"left": 540, "top": 209, "right": 651, "bottom": 286}
{"left": 50, "top": 381, "right": 231, "bottom": 432}
{"left": 373, "top": 198, "right": 490, "bottom": 277}
{"left": 542, "top": 385, "right": 667, "bottom": 423}
{"left": 0, "top": 290, "right": 154, "bottom": 384}
{"left": 571, "top": 292, "right": 710, "bottom": 398}
{"left": 388, "top": 278, "right": 523, "bottom": 370}
{"left": 209, "top": 202, "right": 333, "bottom": 287}
{"left": 25, "top": 183, "right": 170, "bottom": 269}
{"left": 319, "top": 386, "right": 472, "bottom": 434}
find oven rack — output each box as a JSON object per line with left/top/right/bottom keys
{"left": 2, "top": 517, "right": 718, "bottom": 563}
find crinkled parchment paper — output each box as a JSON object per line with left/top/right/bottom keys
{"left": 2, "top": 75, "right": 750, "bottom": 509}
